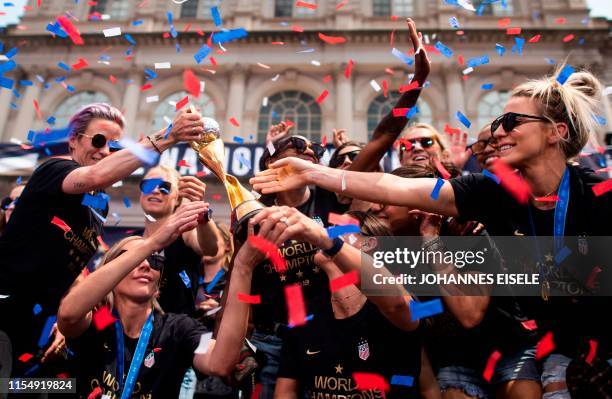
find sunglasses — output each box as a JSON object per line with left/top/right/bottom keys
{"left": 118, "top": 250, "right": 165, "bottom": 272}
{"left": 490, "top": 112, "right": 550, "bottom": 136}
{"left": 79, "top": 133, "right": 122, "bottom": 152}
{"left": 139, "top": 179, "right": 172, "bottom": 195}
{"left": 329, "top": 150, "right": 360, "bottom": 168}
{"left": 399, "top": 137, "right": 436, "bottom": 153}
{"left": 275, "top": 136, "right": 326, "bottom": 160}
{"left": 466, "top": 137, "right": 498, "bottom": 155}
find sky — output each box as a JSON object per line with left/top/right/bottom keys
{"left": 1, "top": 0, "right": 611, "bottom": 28}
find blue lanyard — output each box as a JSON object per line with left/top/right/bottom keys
{"left": 115, "top": 312, "right": 154, "bottom": 399}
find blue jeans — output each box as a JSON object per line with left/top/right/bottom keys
{"left": 250, "top": 330, "right": 283, "bottom": 399}
{"left": 179, "top": 367, "right": 197, "bottom": 399}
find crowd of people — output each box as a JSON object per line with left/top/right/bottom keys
{"left": 0, "top": 18, "right": 610, "bottom": 399}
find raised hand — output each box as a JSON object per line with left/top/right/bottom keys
{"left": 249, "top": 206, "right": 331, "bottom": 248}
{"left": 249, "top": 157, "right": 317, "bottom": 194}
{"left": 148, "top": 201, "right": 207, "bottom": 250}
{"left": 265, "top": 121, "right": 293, "bottom": 146}
{"left": 179, "top": 176, "right": 207, "bottom": 202}
{"left": 169, "top": 109, "right": 205, "bottom": 143}
{"left": 332, "top": 129, "right": 349, "bottom": 148}
{"left": 447, "top": 130, "right": 470, "bottom": 169}
{"left": 407, "top": 18, "right": 430, "bottom": 85}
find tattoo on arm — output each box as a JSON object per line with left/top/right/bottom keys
{"left": 73, "top": 182, "right": 86, "bottom": 189}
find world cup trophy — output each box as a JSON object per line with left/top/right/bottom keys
{"left": 190, "top": 117, "right": 265, "bottom": 244}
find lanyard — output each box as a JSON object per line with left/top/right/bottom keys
{"left": 115, "top": 312, "right": 154, "bottom": 399}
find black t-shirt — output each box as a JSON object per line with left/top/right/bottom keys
{"left": 278, "top": 300, "right": 421, "bottom": 398}
{"left": 68, "top": 311, "right": 207, "bottom": 399}
{"left": 158, "top": 236, "right": 202, "bottom": 316}
{"left": 450, "top": 165, "right": 612, "bottom": 357}
{"left": 0, "top": 158, "right": 105, "bottom": 312}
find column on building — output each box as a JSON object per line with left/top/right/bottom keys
{"left": 0, "top": 86, "right": 15, "bottom": 142}
{"left": 122, "top": 71, "right": 142, "bottom": 138}
{"left": 225, "top": 65, "right": 247, "bottom": 139}
{"left": 13, "top": 70, "right": 44, "bottom": 142}
{"left": 335, "top": 63, "right": 355, "bottom": 140}
{"left": 443, "top": 65, "right": 465, "bottom": 128}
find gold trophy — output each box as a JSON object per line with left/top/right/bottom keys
{"left": 190, "top": 116, "right": 264, "bottom": 243}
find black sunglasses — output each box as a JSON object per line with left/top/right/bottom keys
{"left": 490, "top": 112, "right": 550, "bottom": 136}
{"left": 466, "top": 137, "right": 498, "bottom": 155}
{"left": 329, "top": 150, "right": 360, "bottom": 168}
{"left": 399, "top": 137, "right": 435, "bottom": 153}
{"left": 79, "top": 133, "right": 122, "bottom": 152}
{"left": 139, "top": 179, "right": 172, "bottom": 195}
{"left": 275, "top": 136, "right": 326, "bottom": 160}
{"left": 118, "top": 249, "right": 165, "bottom": 271}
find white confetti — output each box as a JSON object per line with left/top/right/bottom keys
{"left": 146, "top": 95, "right": 159, "bottom": 103}
{"left": 262, "top": 97, "right": 269, "bottom": 107}
{"left": 154, "top": 62, "right": 171, "bottom": 69}
{"left": 267, "top": 141, "right": 276, "bottom": 156}
{"left": 103, "top": 27, "right": 122, "bottom": 37}
{"left": 194, "top": 332, "right": 213, "bottom": 354}
{"left": 0, "top": 55, "right": 9, "bottom": 61}
{"left": 271, "top": 74, "right": 280, "bottom": 81}
{"left": 462, "top": 67, "right": 474, "bottom": 75}
{"left": 250, "top": 190, "right": 261, "bottom": 200}
{"left": 457, "top": 0, "right": 476, "bottom": 11}
{"left": 9, "top": 138, "right": 22, "bottom": 145}
{"left": 257, "top": 62, "right": 271, "bottom": 69}
{"left": 348, "top": 234, "right": 357, "bottom": 245}
{"left": 111, "top": 180, "right": 123, "bottom": 188}
{"left": 370, "top": 80, "right": 381, "bottom": 92}
{"left": 311, "top": 60, "right": 321, "bottom": 66}
{"left": 145, "top": 213, "right": 157, "bottom": 222}
{"left": 603, "top": 86, "right": 612, "bottom": 96}
{"left": 200, "top": 81, "right": 206, "bottom": 93}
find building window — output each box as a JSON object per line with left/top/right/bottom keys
{"left": 181, "top": 0, "right": 218, "bottom": 19}
{"left": 89, "top": 0, "right": 131, "bottom": 20}
{"left": 275, "top": 0, "right": 316, "bottom": 18}
{"left": 152, "top": 91, "right": 215, "bottom": 132}
{"left": 54, "top": 91, "right": 110, "bottom": 127}
{"left": 477, "top": 90, "right": 510, "bottom": 131}
{"left": 373, "top": 0, "right": 414, "bottom": 17}
{"left": 367, "top": 92, "right": 432, "bottom": 139}
{"left": 476, "top": 0, "right": 513, "bottom": 16}
{"left": 258, "top": 91, "right": 322, "bottom": 142}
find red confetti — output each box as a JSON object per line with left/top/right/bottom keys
{"left": 56, "top": 373, "right": 70, "bottom": 378}
{"left": 318, "top": 33, "right": 346, "bottom": 45}
{"left": 316, "top": 90, "right": 329, "bottom": 104}
{"left": 271, "top": 41, "right": 285, "bottom": 45}
{"left": 433, "top": 158, "right": 451, "bottom": 180}
{"left": 392, "top": 108, "right": 409, "bottom": 117}
{"left": 398, "top": 138, "right": 412, "bottom": 151}
{"left": 153, "top": 347, "right": 162, "bottom": 352}
{"left": 321, "top": 135, "right": 328, "bottom": 146}
{"left": 183, "top": 23, "right": 192, "bottom": 32}
{"left": 285, "top": 284, "right": 307, "bottom": 327}
{"left": 352, "top": 372, "right": 390, "bottom": 392}
{"left": 18, "top": 353, "right": 33, "bottom": 362}
{"left": 183, "top": 69, "right": 200, "bottom": 99}
{"left": 389, "top": 29, "right": 395, "bottom": 47}
{"left": 483, "top": 351, "right": 502, "bottom": 382}
{"left": 51, "top": 216, "right": 71, "bottom": 233}
{"left": 57, "top": 16, "right": 84, "bottom": 45}
{"left": 506, "top": 27, "right": 522, "bottom": 35}
{"left": 97, "top": 235, "right": 109, "bottom": 251}
{"left": 592, "top": 179, "right": 612, "bottom": 196}
{"left": 330, "top": 270, "right": 360, "bottom": 292}
{"left": 295, "top": 1, "right": 317, "bottom": 9}
{"left": 555, "top": 17, "right": 567, "bottom": 24}
{"left": 291, "top": 25, "right": 304, "bottom": 32}
{"left": 237, "top": 292, "right": 262, "bottom": 304}
{"left": 196, "top": 171, "right": 207, "bottom": 177}
{"left": 229, "top": 117, "right": 240, "bottom": 127}
{"left": 381, "top": 80, "right": 388, "bottom": 98}
{"left": 33, "top": 99, "right": 42, "bottom": 120}
{"left": 140, "top": 83, "right": 153, "bottom": 91}
{"left": 92, "top": 306, "right": 116, "bottom": 331}
{"left": 177, "top": 160, "right": 191, "bottom": 168}
{"left": 458, "top": 54, "right": 465, "bottom": 65}
{"left": 444, "top": 123, "right": 461, "bottom": 136}
{"left": 535, "top": 331, "right": 555, "bottom": 360}
{"left": 162, "top": 32, "right": 170, "bottom": 39}
{"left": 71, "top": 58, "right": 88, "bottom": 70}
{"left": 175, "top": 95, "right": 189, "bottom": 111}
{"left": 521, "top": 320, "right": 538, "bottom": 331}
{"left": 248, "top": 235, "right": 287, "bottom": 273}
{"left": 498, "top": 18, "right": 511, "bottom": 28}
{"left": 251, "top": 384, "right": 262, "bottom": 399}
{"left": 328, "top": 212, "right": 359, "bottom": 226}
{"left": 109, "top": 75, "right": 117, "bottom": 84}
{"left": 87, "top": 387, "right": 103, "bottom": 399}
{"left": 562, "top": 34, "right": 574, "bottom": 43}
{"left": 344, "top": 59, "right": 354, "bottom": 78}
{"left": 528, "top": 34, "right": 541, "bottom": 43}
{"left": 323, "top": 74, "right": 333, "bottom": 83}
{"left": 491, "top": 159, "right": 531, "bottom": 204}
{"left": 398, "top": 81, "right": 419, "bottom": 93}
{"left": 586, "top": 339, "right": 598, "bottom": 365}
{"left": 211, "top": 194, "right": 222, "bottom": 201}
{"left": 534, "top": 195, "right": 559, "bottom": 202}
{"left": 285, "top": 120, "right": 295, "bottom": 128}
{"left": 336, "top": 0, "right": 348, "bottom": 10}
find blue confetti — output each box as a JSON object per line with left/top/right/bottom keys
{"left": 16, "top": 176, "right": 22, "bottom": 184}
{"left": 212, "top": 28, "right": 248, "bottom": 44}
{"left": 430, "top": 178, "right": 445, "bottom": 200}
{"left": 19, "top": 80, "right": 33, "bottom": 86}
{"left": 44, "top": 148, "right": 52, "bottom": 156}
{"left": 179, "top": 270, "right": 192, "bottom": 288}
{"left": 434, "top": 41, "right": 453, "bottom": 58}
{"left": 144, "top": 68, "right": 158, "bottom": 80}
{"left": 513, "top": 37, "right": 525, "bottom": 55}
{"left": 211, "top": 6, "right": 222, "bottom": 26}
{"left": 555, "top": 246, "right": 571, "bottom": 265}
{"left": 410, "top": 298, "right": 443, "bottom": 321}
{"left": 495, "top": 43, "right": 505, "bottom": 56}
{"left": 124, "top": 34, "right": 136, "bottom": 45}
{"left": 594, "top": 115, "right": 606, "bottom": 126}
{"left": 233, "top": 136, "right": 244, "bottom": 144}
{"left": 482, "top": 169, "right": 501, "bottom": 184}
{"left": 163, "top": 123, "right": 173, "bottom": 139}
{"left": 5, "top": 47, "right": 17, "bottom": 58}
{"left": 132, "top": 19, "right": 144, "bottom": 26}
{"left": 38, "top": 315, "right": 57, "bottom": 348}
{"left": 391, "top": 375, "right": 414, "bottom": 387}
{"left": 66, "top": 85, "right": 75, "bottom": 92}
{"left": 123, "top": 196, "right": 132, "bottom": 208}
{"left": 0, "top": 76, "right": 14, "bottom": 89}
{"left": 206, "top": 268, "right": 226, "bottom": 293}
{"left": 0, "top": 60, "right": 16, "bottom": 74}
{"left": 391, "top": 47, "right": 414, "bottom": 66}
{"left": 32, "top": 304, "right": 42, "bottom": 315}
{"left": 194, "top": 45, "right": 212, "bottom": 64}
{"left": 556, "top": 64, "right": 575, "bottom": 85}
{"left": 140, "top": 178, "right": 163, "bottom": 195}
{"left": 466, "top": 55, "right": 489, "bottom": 68}
{"left": 119, "top": 137, "right": 159, "bottom": 166}
{"left": 449, "top": 16, "right": 460, "bottom": 29}
{"left": 327, "top": 224, "right": 360, "bottom": 238}
{"left": 29, "top": 126, "right": 71, "bottom": 146}
{"left": 455, "top": 111, "right": 471, "bottom": 128}
{"left": 406, "top": 106, "right": 419, "bottom": 119}
{"left": 55, "top": 76, "right": 66, "bottom": 82}
{"left": 481, "top": 83, "right": 494, "bottom": 90}
{"left": 82, "top": 192, "right": 109, "bottom": 210}
{"left": 46, "top": 116, "right": 56, "bottom": 124}
{"left": 578, "top": 38, "right": 585, "bottom": 45}
{"left": 175, "top": 42, "right": 182, "bottom": 53}
{"left": 24, "top": 364, "right": 40, "bottom": 376}
{"left": 545, "top": 58, "right": 556, "bottom": 65}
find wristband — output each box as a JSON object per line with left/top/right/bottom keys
{"left": 322, "top": 237, "right": 344, "bottom": 258}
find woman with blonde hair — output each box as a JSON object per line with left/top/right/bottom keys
{"left": 251, "top": 66, "right": 611, "bottom": 398}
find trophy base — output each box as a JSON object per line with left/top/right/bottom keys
{"left": 231, "top": 199, "right": 265, "bottom": 245}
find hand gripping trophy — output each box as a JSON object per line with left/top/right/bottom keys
{"left": 190, "top": 117, "right": 264, "bottom": 243}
